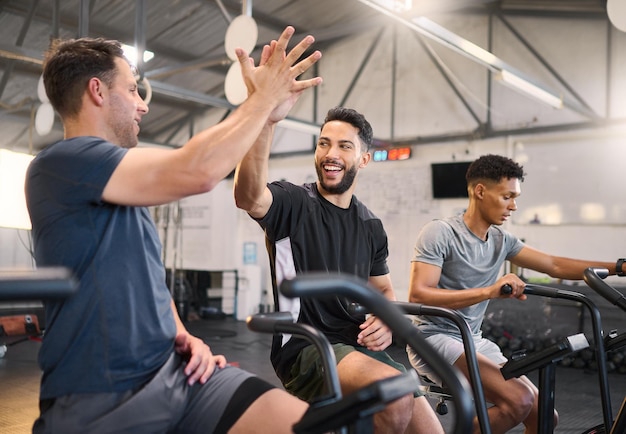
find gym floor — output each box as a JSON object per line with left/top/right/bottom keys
{"left": 1, "top": 314, "right": 624, "bottom": 433}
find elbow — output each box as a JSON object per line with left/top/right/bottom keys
{"left": 191, "top": 173, "right": 221, "bottom": 196}
{"left": 198, "top": 178, "right": 219, "bottom": 194}
{"left": 233, "top": 193, "right": 256, "bottom": 212}
{"left": 408, "top": 285, "right": 432, "bottom": 304}
{"left": 233, "top": 194, "right": 248, "bottom": 211}
{"left": 232, "top": 185, "right": 250, "bottom": 211}
{"left": 409, "top": 295, "right": 421, "bottom": 304}
{"left": 408, "top": 290, "right": 423, "bottom": 304}
{"left": 233, "top": 180, "right": 259, "bottom": 212}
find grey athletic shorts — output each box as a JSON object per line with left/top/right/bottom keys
{"left": 406, "top": 333, "right": 507, "bottom": 386}
{"left": 32, "top": 352, "right": 275, "bottom": 434}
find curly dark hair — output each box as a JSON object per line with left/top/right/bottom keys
{"left": 322, "top": 107, "right": 373, "bottom": 152}
{"left": 465, "top": 154, "right": 525, "bottom": 186}
{"left": 43, "top": 37, "right": 126, "bottom": 119}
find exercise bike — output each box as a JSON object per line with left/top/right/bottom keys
{"left": 348, "top": 300, "right": 493, "bottom": 434}
{"left": 281, "top": 279, "right": 591, "bottom": 433}
{"left": 581, "top": 267, "right": 626, "bottom": 434}
{"left": 500, "top": 275, "right": 624, "bottom": 434}
{"left": 396, "top": 285, "right": 587, "bottom": 434}
{"left": 247, "top": 272, "right": 475, "bottom": 434}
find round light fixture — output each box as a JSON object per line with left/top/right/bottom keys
{"left": 37, "top": 74, "right": 49, "bottom": 103}
{"left": 224, "top": 14, "right": 258, "bottom": 61}
{"left": 224, "top": 61, "right": 248, "bottom": 105}
{"left": 35, "top": 102, "right": 55, "bottom": 136}
{"left": 607, "top": 0, "right": 626, "bottom": 32}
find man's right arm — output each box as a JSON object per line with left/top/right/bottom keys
{"left": 233, "top": 121, "right": 275, "bottom": 220}
{"left": 233, "top": 34, "right": 318, "bottom": 220}
{"left": 103, "top": 27, "right": 321, "bottom": 209}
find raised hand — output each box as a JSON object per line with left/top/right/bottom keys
{"left": 236, "top": 26, "right": 322, "bottom": 117}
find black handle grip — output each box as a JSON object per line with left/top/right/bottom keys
{"left": 246, "top": 312, "right": 294, "bottom": 334}
{"left": 347, "top": 302, "right": 368, "bottom": 316}
{"left": 502, "top": 282, "right": 561, "bottom": 298}
{"left": 500, "top": 284, "right": 512, "bottom": 295}
{"left": 583, "top": 267, "right": 626, "bottom": 312}
{"left": 524, "top": 284, "right": 560, "bottom": 298}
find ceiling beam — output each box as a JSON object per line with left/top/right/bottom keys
{"left": 356, "top": 0, "right": 598, "bottom": 118}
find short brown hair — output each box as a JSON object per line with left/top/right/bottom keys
{"left": 43, "top": 38, "right": 126, "bottom": 119}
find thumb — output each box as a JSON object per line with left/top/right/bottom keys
{"left": 174, "top": 333, "right": 188, "bottom": 348}
{"left": 236, "top": 48, "right": 252, "bottom": 75}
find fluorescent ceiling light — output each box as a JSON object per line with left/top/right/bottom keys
{"left": 495, "top": 70, "right": 563, "bottom": 109}
{"left": 371, "top": 0, "right": 412, "bottom": 13}
{"left": 122, "top": 44, "right": 154, "bottom": 66}
{"left": 0, "top": 149, "right": 34, "bottom": 230}
{"left": 277, "top": 118, "right": 321, "bottom": 135}
{"left": 412, "top": 17, "right": 500, "bottom": 66}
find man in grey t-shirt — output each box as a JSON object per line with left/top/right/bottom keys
{"left": 407, "top": 154, "right": 617, "bottom": 434}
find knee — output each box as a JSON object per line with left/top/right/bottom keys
{"left": 500, "top": 383, "right": 535, "bottom": 423}
{"left": 374, "top": 394, "right": 413, "bottom": 433}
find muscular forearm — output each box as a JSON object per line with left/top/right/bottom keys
{"left": 547, "top": 257, "right": 616, "bottom": 280}
{"left": 233, "top": 122, "right": 274, "bottom": 213}
{"left": 183, "top": 96, "right": 275, "bottom": 190}
{"left": 409, "top": 285, "right": 493, "bottom": 310}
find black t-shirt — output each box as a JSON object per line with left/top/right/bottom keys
{"left": 257, "top": 181, "right": 389, "bottom": 381}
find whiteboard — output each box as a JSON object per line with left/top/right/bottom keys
{"left": 512, "top": 131, "right": 626, "bottom": 225}
{"left": 158, "top": 180, "right": 238, "bottom": 271}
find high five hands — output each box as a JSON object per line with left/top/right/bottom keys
{"left": 235, "top": 26, "right": 323, "bottom": 121}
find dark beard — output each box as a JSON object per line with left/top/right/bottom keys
{"left": 316, "top": 164, "right": 357, "bottom": 195}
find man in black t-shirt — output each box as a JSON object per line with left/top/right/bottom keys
{"left": 234, "top": 107, "right": 443, "bottom": 434}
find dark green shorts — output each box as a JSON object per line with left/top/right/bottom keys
{"left": 284, "top": 343, "right": 422, "bottom": 402}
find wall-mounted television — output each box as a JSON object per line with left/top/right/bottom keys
{"left": 431, "top": 161, "right": 471, "bottom": 199}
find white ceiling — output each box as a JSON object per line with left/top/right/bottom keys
{"left": 0, "top": 0, "right": 624, "bottom": 155}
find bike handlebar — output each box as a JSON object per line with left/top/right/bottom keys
{"left": 583, "top": 267, "right": 626, "bottom": 312}
{"left": 0, "top": 267, "right": 78, "bottom": 300}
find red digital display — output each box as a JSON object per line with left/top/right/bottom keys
{"left": 372, "top": 147, "right": 411, "bottom": 162}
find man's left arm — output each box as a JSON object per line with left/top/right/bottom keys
{"left": 511, "top": 245, "right": 616, "bottom": 280}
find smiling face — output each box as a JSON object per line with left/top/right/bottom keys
{"left": 475, "top": 177, "right": 521, "bottom": 225}
{"left": 104, "top": 57, "right": 149, "bottom": 148}
{"left": 314, "top": 120, "right": 370, "bottom": 197}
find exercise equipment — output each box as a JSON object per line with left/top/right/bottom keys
{"left": 502, "top": 279, "right": 617, "bottom": 433}
{"left": 352, "top": 283, "right": 597, "bottom": 434}
{"left": 0, "top": 267, "right": 77, "bottom": 300}
{"left": 582, "top": 267, "right": 626, "bottom": 434}
{"left": 248, "top": 311, "right": 419, "bottom": 434}
{"left": 247, "top": 272, "right": 475, "bottom": 434}
{"left": 401, "top": 289, "right": 585, "bottom": 434}
{"left": 399, "top": 302, "right": 491, "bottom": 433}
{"left": 350, "top": 301, "right": 492, "bottom": 434}
{"left": 0, "top": 267, "right": 78, "bottom": 358}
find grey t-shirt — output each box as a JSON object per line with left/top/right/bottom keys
{"left": 411, "top": 214, "right": 524, "bottom": 336}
